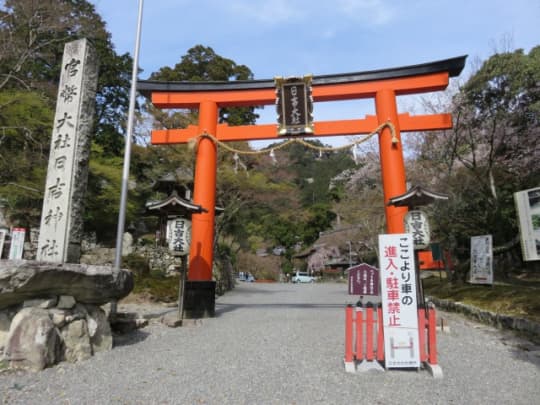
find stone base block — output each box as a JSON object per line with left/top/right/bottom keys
{"left": 357, "top": 360, "right": 385, "bottom": 372}
{"left": 183, "top": 281, "right": 216, "bottom": 319}
{"left": 344, "top": 360, "right": 356, "bottom": 373}
{"left": 424, "top": 361, "right": 444, "bottom": 378}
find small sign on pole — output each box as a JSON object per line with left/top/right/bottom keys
{"left": 167, "top": 218, "right": 192, "bottom": 256}
{"left": 348, "top": 263, "right": 379, "bottom": 296}
{"left": 275, "top": 75, "right": 314, "bottom": 136}
{"left": 470, "top": 235, "right": 493, "bottom": 285}
{"left": 404, "top": 210, "right": 430, "bottom": 250}
{"left": 9, "top": 227, "right": 26, "bottom": 260}
{"left": 378, "top": 233, "right": 420, "bottom": 368}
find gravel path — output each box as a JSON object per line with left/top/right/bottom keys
{"left": 1, "top": 282, "right": 539, "bottom": 404}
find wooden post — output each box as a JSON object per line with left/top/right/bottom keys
{"left": 366, "top": 304, "right": 374, "bottom": 361}
{"left": 355, "top": 304, "right": 364, "bottom": 360}
{"left": 428, "top": 306, "right": 438, "bottom": 365}
{"left": 418, "top": 307, "right": 427, "bottom": 362}
{"left": 345, "top": 305, "right": 354, "bottom": 364}
{"left": 376, "top": 304, "right": 385, "bottom": 361}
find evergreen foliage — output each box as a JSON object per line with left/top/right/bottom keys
{"left": 0, "top": 0, "right": 537, "bottom": 277}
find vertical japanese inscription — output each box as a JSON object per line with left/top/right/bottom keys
{"left": 37, "top": 39, "right": 98, "bottom": 263}
{"left": 379, "top": 233, "right": 420, "bottom": 368}
{"left": 275, "top": 75, "right": 314, "bottom": 136}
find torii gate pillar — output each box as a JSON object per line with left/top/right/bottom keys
{"left": 376, "top": 89, "right": 407, "bottom": 233}
{"left": 190, "top": 100, "right": 218, "bottom": 281}
{"left": 182, "top": 100, "right": 219, "bottom": 318}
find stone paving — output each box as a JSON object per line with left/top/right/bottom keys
{"left": 0, "top": 282, "right": 539, "bottom": 404}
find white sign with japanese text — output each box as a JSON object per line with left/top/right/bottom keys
{"left": 404, "top": 210, "right": 430, "bottom": 250}
{"left": 8, "top": 227, "right": 26, "bottom": 260}
{"left": 470, "top": 235, "right": 493, "bottom": 285}
{"left": 378, "top": 233, "right": 420, "bottom": 368}
{"left": 167, "top": 218, "right": 192, "bottom": 256}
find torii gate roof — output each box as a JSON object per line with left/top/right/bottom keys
{"left": 138, "top": 55, "right": 466, "bottom": 95}
{"left": 136, "top": 55, "right": 466, "bottom": 144}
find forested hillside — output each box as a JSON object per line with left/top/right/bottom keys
{"left": 1, "top": 1, "right": 538, "bottom": 279}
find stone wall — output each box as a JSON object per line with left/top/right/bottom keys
{"left": 428, "top": 297, "right": 540, "bottom": 338}
{"left": 1, "top": 296, "right": 112, "bottom": 371}
{"left": 0, "top": 260, "right": 133, "bottom": 371}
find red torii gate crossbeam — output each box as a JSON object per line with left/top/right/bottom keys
{"left": 139, "top": 56, "right": 466, "bottom": 291}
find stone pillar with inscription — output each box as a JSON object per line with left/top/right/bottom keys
{"left": 37, "top": 39, "right": 98, "bottom": 263}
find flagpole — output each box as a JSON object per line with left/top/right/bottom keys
{"left": 114, "top": 0, "right": 144, "bottom": 273}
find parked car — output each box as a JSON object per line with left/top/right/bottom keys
{"left": 238, "top": 272, "right": 255, "bottom": 282}
{"left": 292, "top": 272, "right": 316, "bottom": 283}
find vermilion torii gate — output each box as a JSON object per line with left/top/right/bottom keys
{"left": 139, "top": 56, "right": 466, "bottom": 315}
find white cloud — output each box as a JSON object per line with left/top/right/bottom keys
{"left": 223, "top": 0, "right": 397, "bottom": 26}
{"left": 335, "top": 0, "right": 396, "bottom": 25}
{"left": 226, "top": 0, "right": 303, "bottom": 24}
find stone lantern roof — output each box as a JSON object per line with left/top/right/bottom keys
{"left": 387, "top": 185, "right": 449, "bottom": 208}
{"left": 145, "top": 189, "right": 207, "bottom": 217}
{"left": 146, "top": 171, "right": 224, "bottom": 218}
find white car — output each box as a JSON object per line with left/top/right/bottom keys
{"left": 292, "top": 272, "right": 316, "bottom": 283}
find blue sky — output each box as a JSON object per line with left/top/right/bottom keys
{"left": 91, "top": 0, "right": 539, "bottom": 147}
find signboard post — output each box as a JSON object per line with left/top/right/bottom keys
{"left": 514, "top": 187, "right": 540, "bottom": 261}
{"left": 275, "top": 75, "right": 314, "bottom": 136}
{"left": 8, "top": 227, "right": 26, "bottom": 260}
{"left": 470, "top": 235, "right": 493, "bottom": 285}
{"left": 167, "top": 216, "right": 192, "bottom": 324}
{"left": 378, "top": 233, "right": 420, "bottom": 369}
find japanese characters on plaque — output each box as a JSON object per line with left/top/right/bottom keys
{"left": 404, "top": 210, "right": 430, "bottom": 250}
{"left": 378, "top": 233, "right": 420, "bottom": 368}
{"left": 167, "top": 218, "right": 192, "bottom": 256}
{"left": 470, "top": 235, "right": 493, "bottom": 285}
{"left": 348, "top": 263, "right": 379, "bottom": 296}
{"left": 275, "top": 75, "right": 314, "bottom": 136}
{"left": 37, "top": 39, "right": 97, "bottom": 263}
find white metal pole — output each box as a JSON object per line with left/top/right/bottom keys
{"left": 347, "top": 241, "right": 352, "bottom": 268}
{"left": 114, "top": 0, "right": 144, "bottom": 271}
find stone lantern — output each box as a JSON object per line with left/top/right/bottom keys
{"left": 387, "top": 185, "right": 449, "bottom": 304}
{"left": 145, "top": 172, "right": 207, "bottom": 322}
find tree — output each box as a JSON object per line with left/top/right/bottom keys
{"left": 148, "top": 45, "right": 259, "bottom": 127}
{"left": 0, "top": 0, "right": 134, "bottom": 156}
{"left": 0, "top": 90, "right": 53, "bottom": 226}
{"left": 406, "top": 46, "right": 540, "bottom": 274}
{"left": 0, "top": 0, "right": 136, "bottom": 237}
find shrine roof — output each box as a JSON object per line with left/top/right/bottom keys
{"left": 387, "top": 185, "right": 449, "bottom": 208}
{"left": 145, "top": 190, "right": 207, "bottom": 214}
{"left": 137, "top": 55, "right": 466, "bottom": 96}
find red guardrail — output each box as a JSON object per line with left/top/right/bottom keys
{"left": 344, "top": 302, "right": 438, "bottom": 371}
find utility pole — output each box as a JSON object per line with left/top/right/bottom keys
{"left": 347, "top": 241, "right": 352, "bottom": 268}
